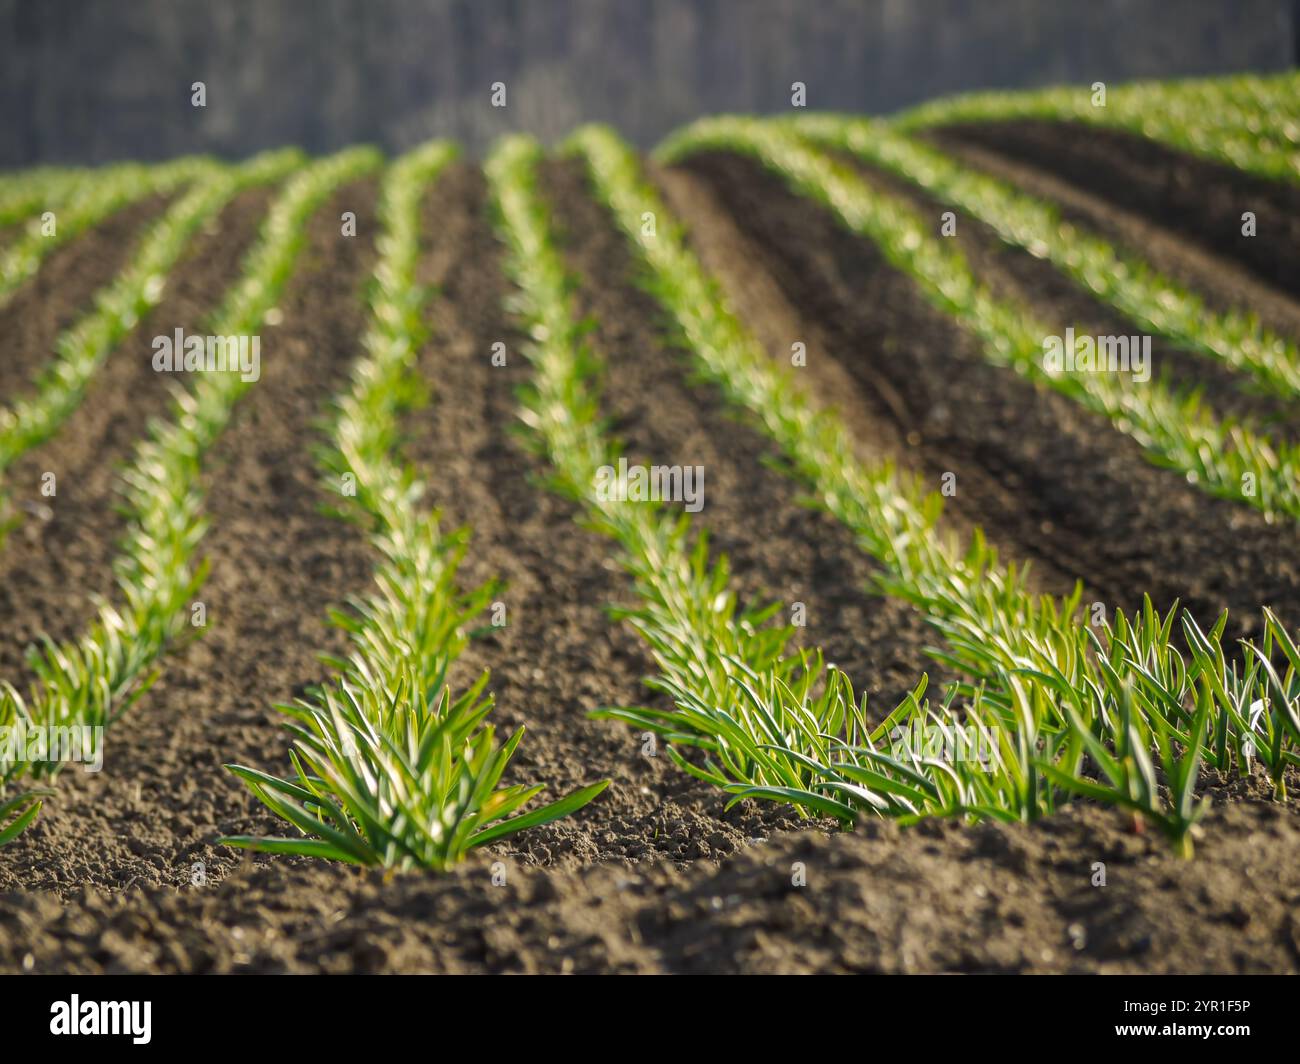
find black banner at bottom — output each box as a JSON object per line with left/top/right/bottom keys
{"left": 0, "top": 973, "right": 1288, "bottom": 1049}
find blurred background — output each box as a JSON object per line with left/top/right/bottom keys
{"left": 2, "top": 0, "right": 1296, "bottom": 166}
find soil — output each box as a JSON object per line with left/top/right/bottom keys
{"left": 2, "top": 131, "right": 1299, "bottom": 974}
{"left": 2, "top": 802, "right": 1296, "bottom": 973}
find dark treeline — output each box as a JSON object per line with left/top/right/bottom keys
{"left": 0, "top": 0, "right": 1293, "bottom": 165}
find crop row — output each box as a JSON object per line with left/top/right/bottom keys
{"left": 0, "top": 150, "right": 303, "bottom": 530}
{"left": 485, "top": 133, "right": 892, "bottom": 822}
{"left": 0, "top": 164, "right": 139, "bottom": 228}
{"left": 0, "top": 156, "right": 216, "bottom": 306}
{"left": 3, "top": 79, "right": 1297, "bottom": 854}
{"left": 893, "top": 71, "right": 1300, "bottom": 185}
{"left": 574, "top": 123, "right": 1299, "bottom": 855}
{"left": 791, "top": 114, "right": 1300, "bottom": 402}
{"left": 659, "top": 118, "right": 1300, "bottom": 521}
{"left": 0, "top": 148, "right": 379, "bottom": 841}
{"left": 221, "top": 141, "right": 606, "bottom": 869}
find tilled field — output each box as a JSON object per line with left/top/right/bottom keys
{"left": 2, "top": 100, "right": 1300, "bottom": 973}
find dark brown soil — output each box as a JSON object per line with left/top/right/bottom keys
{"left": 670, "top": 151, "right": 1300, "bottom": 645}
{"left": 0, "top": 221, "right": 20, "bottom": 251}
{"left": 0, "top": 194, "right": 169, "bottom": 402}
{"left": 2, "top": 801, "right": 1296, "bottom": 973}
{"left": 0, "top": 187, "right": 273, "bottom": 677}
{"left": 930, "top": 119, "right": 1300, "bottom": 301}
{"left": 2, "top": 132, "right": 1300, "bottom": 976}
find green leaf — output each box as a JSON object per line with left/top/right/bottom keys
{"left": 0, "top": 795, "right": 43, "bottom": 846}
{"left": 468, "top": 780, "right": 610, "bottom": 848}
{"left": 217, "top": 835, "right": 364, "bottom": 863}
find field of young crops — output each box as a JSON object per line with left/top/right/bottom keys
{"left": 1, "top": 71, "right": 1299, "bottom": 974}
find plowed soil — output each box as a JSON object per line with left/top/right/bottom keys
{"left": 2, "top": 128, "right": 1298, "bottom": 974}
